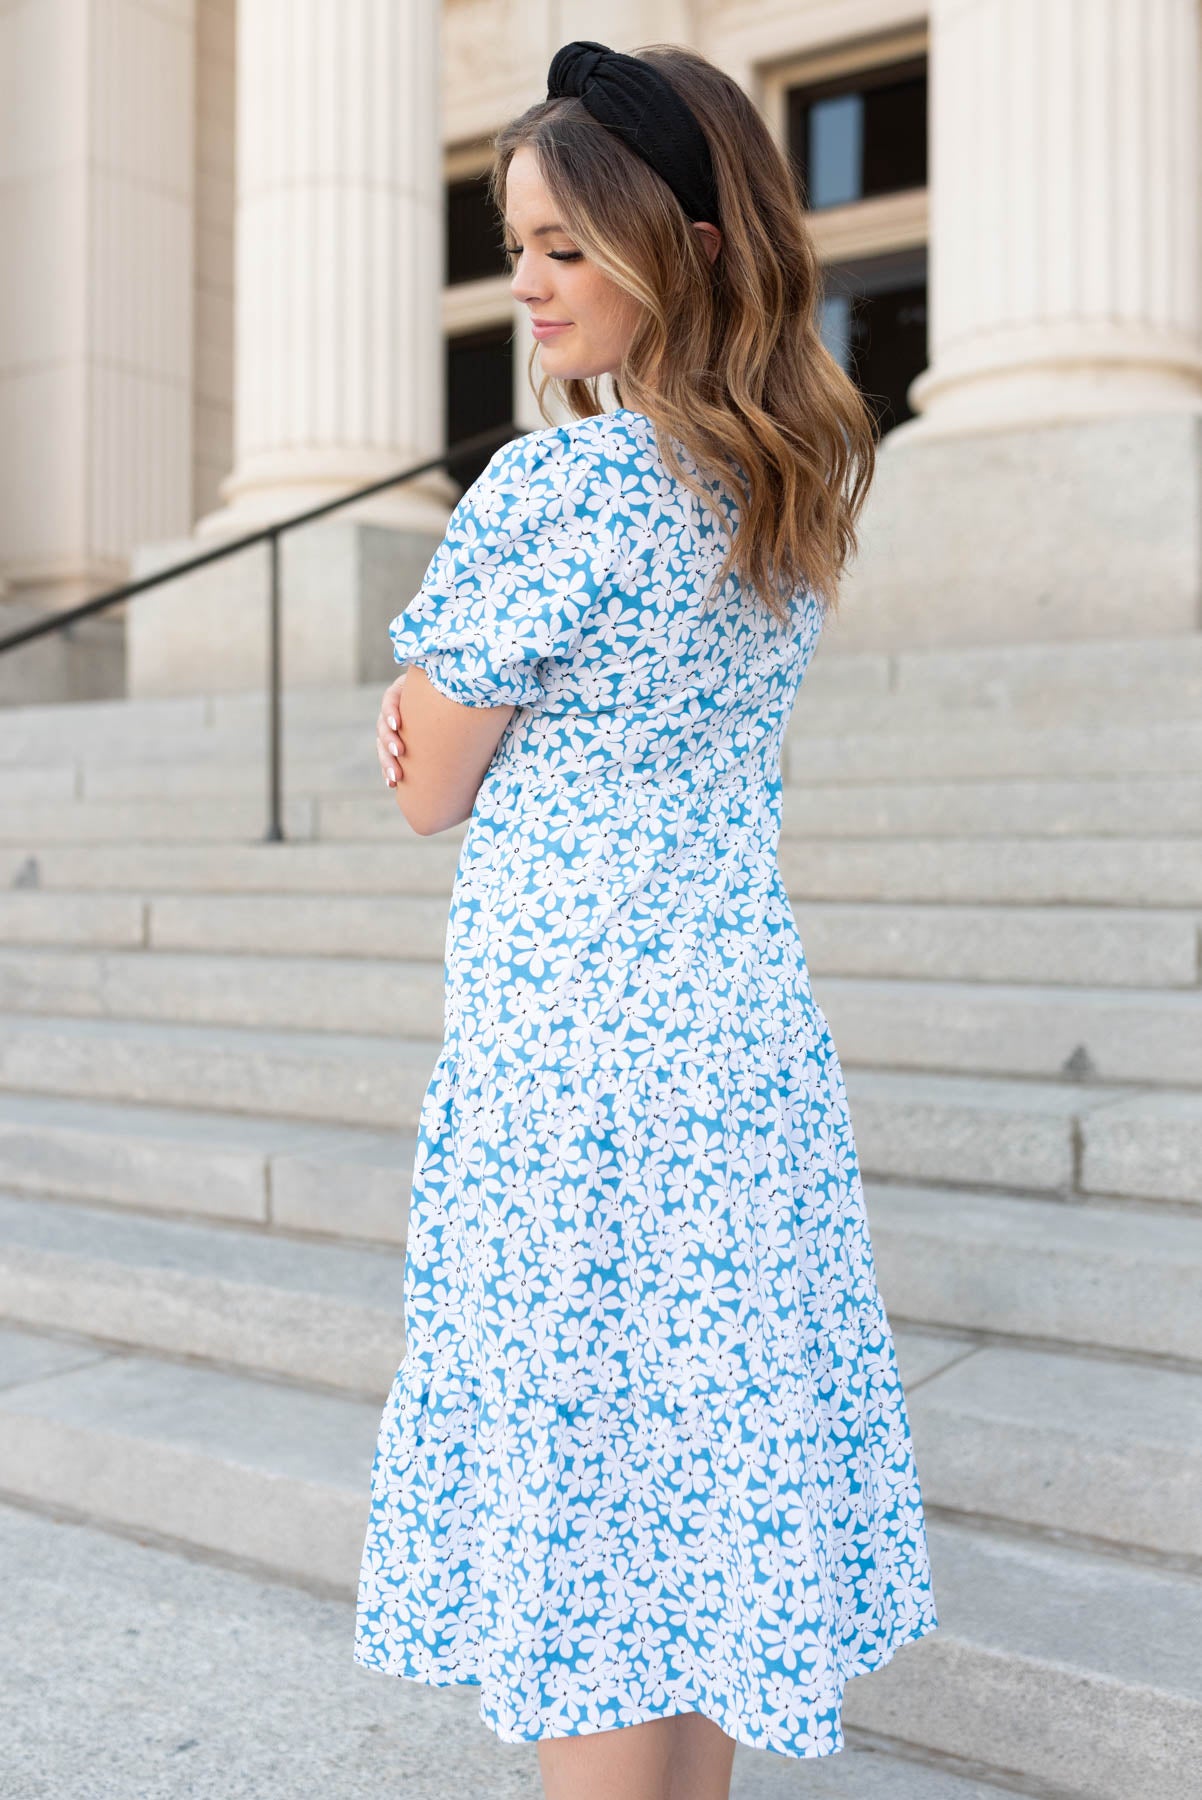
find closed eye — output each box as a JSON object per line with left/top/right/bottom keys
{"left": 504, "top": 245, "right": 583, "bottom": 262}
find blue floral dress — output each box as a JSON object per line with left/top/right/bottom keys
{"left": 353, "top": 407, "right": 938, "bottom": 1759}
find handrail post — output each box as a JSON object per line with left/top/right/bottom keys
{"left": 264, "top": 529, "right": 284, "bottom": 842}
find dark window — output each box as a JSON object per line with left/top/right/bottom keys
{"left": 447, "top": 173, "right": 507, "bottom": 286}
{"left": 819, "top": 248, "right": 927, "bottom": 437}
{"left": 446, "top": 325, "right": 516, "bottom": 489}
{"left": 787, "top": 57, "right": 926, "bottom": 209}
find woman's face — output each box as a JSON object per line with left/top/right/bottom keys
{"left": 504, "top": 146, "right": 643, "bottom": 382}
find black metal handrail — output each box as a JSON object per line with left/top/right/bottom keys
{"left": 0, "top": 419, "right": 522, "bottom": 841}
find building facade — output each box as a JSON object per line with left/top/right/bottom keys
{"left": 2, "top": 0, "right": 1201, "bottom": 701}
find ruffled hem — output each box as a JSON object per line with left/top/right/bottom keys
{"left": 354, "top": 1354, "right": 939, "bottom": 1761}
{"left": 352, "top": 1604, "right": 940, "bottom": 1761}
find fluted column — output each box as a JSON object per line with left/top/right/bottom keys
{"left": 198, "top": 0, "right": 455, "bottom": 538}
{"left": 898, "top": 0, "right": 1202, "bottom": 440}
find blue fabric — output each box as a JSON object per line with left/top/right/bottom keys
{"left": 354, "top": 407, "right": 938, "bottom": 1759}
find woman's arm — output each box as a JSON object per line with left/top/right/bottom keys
{"left": 376, "top": 667, "right": 515, "bottom": 836}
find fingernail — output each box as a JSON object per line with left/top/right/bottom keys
{"left": 388, "top": 715, "right": 398, "bottom": 729}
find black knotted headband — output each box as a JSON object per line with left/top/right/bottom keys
{"left": 546, "top": 39, "right": 720, "bottom": 228}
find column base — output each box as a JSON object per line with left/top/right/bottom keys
{"left": 827, "top": 412, "right": 1202, "bottom": 653}
{"left": 126, "top": 518, "right": 446, "bottom": 698}
{"left": 0, "top": 602, "right": 125, "bottom": 707}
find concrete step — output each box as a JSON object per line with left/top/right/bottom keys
{"left": 820, "top": 975, "right": 1202, "bottom": 1087}
{"left": 0, "top": 1191, "right": 404, "bottom": 1395}
{"left": 840, "top": 1515, "right": 1202, "bottom": 1800}
{"left": 782, "top": 717, "right": 1202, "bottom": 784}
{"left": 4, "top": 891, "right": 1196, "bottom": 990}
{"left": 800, "top": 901, "right": 1201, "bottom": 987}
{"left": 4, "top": 945, "right": 1200, "bottom": 1050}
{"left": 127, "top": 895, "right": 1202, "bottom": 988}
{"left": 790, "top": 681, "right": 1202, "bottom": 731}
{"left": 9, "top": 773, "right": 1199, "bottom": 846}
{"left": 0, "top": 1091, "right": 415, "bottom": 1240}
{"left": 321, "top": 774, "right": 1202, "bottom": 843}
{"left": 0, "top": 1500, "right": 551, "bottom": 1800}
{"left": 0, "top": 888, "right": 439, "bottom": 957}
{"left": 817, "top": 628, "right": 1202, "bottom": 712}
{"left": 0, "top": 690, "right": 379, "bottom": 766}
{"left": 808, "top": 628, "right": 1202, "bottom": 716}
{"left": 854, "top": 1068, "right": 1202, "bottom": 1209}
{"left": 2, "top": 900, "right": 1194, "bottom": 1000}
{"left": 0, "top": 945, "right": 446, "bottom": 1035}
{"left": 3, "top": 1015, "right": 1197, "bottom": 1206}
{"left": 869, "top": 1182, "right": 1202, "bottom": 1362}
{"left": 0, "top": 1012, "right": 434, "bottom": 1128}
{"left": 1080, "top": 1089, "right": 1202, "bottom": 1207}
{"left": 780, "top": 774, "right": 1202, "bottom": 838}
{"left": 0, "top": 692, "right": 214, "bottom": 761}
{"left": 0, "top": 1325, "right": 1196, "bottom": 1799}
{"left": 0, "top": 1326, "right": 378, "bottom": 1589}
{"left": 779, "top": 835, "right": 1202, "bottom": 907}
{"left": 76, "top": 750, "right": 382, "bottom": 804}
{"left": 1, "top": 1093, "right": 1198, "bottom": 1364}
{"left": 4, "top": 834, "right": 1199, "bottom": 907}
{"left": 2, "top": 631, "right": 1199, "bottom": 757}
{"left": 904, "top": 1338, "right": 1202, "bottom": 1557}
{"left": 1, "top": 1186, "right": 1194, "bottom": 1558}
{"left": 0, "top": 794, "right": 319, "bottom": 844}
{"left": 0, "top": 891, "right": 148, "bottom": 948}
{"left": 0, "top": 765, "right": 75, "bottom": 804}
{"left": 0, "top": 838, "right": 465, "bottom": 897}
{"left": 0, "top": 712, "right": 1192, "bottom": 808}
{"left": 1, "top": 1067, "right": 1198, "bottom": 1249}
{"left": 4, "top": 1504, "right": 1038, "bottom": 1800}
{"left": 12, "top": 712, "right": 1202, "bottom": 811}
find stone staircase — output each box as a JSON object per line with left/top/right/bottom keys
{"left": 0, "top": 632, "right": 1200, "bottom": 1799}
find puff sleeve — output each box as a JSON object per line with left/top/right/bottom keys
{"left": 387, "top": 426, "right": 619, "bottom": 709}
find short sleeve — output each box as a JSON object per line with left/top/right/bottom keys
{"left": 388, "top": 426, "right": 619, "bottom": 708}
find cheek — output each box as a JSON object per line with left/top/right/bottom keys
{"left": 575, "top": 272, "right": 635, "bottom": 336}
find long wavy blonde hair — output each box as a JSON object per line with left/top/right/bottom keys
{"left": 489, "top": 42, "right": 878, "bottom": 624}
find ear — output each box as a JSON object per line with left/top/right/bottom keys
{"left": 692, "top": 220, "right": 722, "bottom": 264}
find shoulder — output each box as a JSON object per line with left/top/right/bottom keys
{"left": 473, "top": 411, "right": 646, "bottom": 504}
{"left": 437, "top": 416, "right": 644, "bottom": 569}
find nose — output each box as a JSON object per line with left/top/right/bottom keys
{"left": 510, "top": 268, "right": 547, "bottom": 308}
{"left": 508, "top": 249, "right": 552, "bottom": 307}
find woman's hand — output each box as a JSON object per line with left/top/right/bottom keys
{"left": 377, "top": 670, "right": 409, "bottom": 788}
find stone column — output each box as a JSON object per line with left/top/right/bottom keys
{"left": 200, "top": 0, "right": 455, "bottom": 536}
{"left": 0, "top": 0, "right": 196, "bottom": 703}
{"left": 836, "top": 0, "right": 1202, "bottom": 651}
{"left": 901, "top": 0, "right": 1202, "bottom": 438}
{"left": 130, "top": 0, "right": 457, "bottom": 694}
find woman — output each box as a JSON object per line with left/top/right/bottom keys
{"left": 355, "top": 38, "right": 938, "bottom": 1800}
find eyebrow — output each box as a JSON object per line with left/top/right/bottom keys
{"left": 502, "top": 222, "right": 569, "bottom": 237}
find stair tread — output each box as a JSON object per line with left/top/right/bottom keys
{"left": 4, "top": 836, "right": 1200, "bottom": 908}
{"left": 871, "top": 1180, "right": 1202, "bottom": 1259}
{"left": 0, "top": 1189, "right": 404, "bottom": 1304}
{"left": 0, "top": 1008, "right": 440, "bottom": 1061}
{"left": 1, "top": 1325, "right": 1198, "bottom": 1697}
{"left": 4, "top": 1015, "right": 1194, "bottom": 1120}
{"left": 0, "top": 1326, "right": 381, "bottom": 1482}
{"left": 1, "top": 1499, "right": 534, "bottom": 1800}
{"left": 6, "top": 1193, "right": 1201, "bottom": 1453}
{"left": 0, "top": 1087, "right": 408, "bottom": 1153}
{"left": 0, "top": 1495, "right": 1047, "bottom": 1800}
